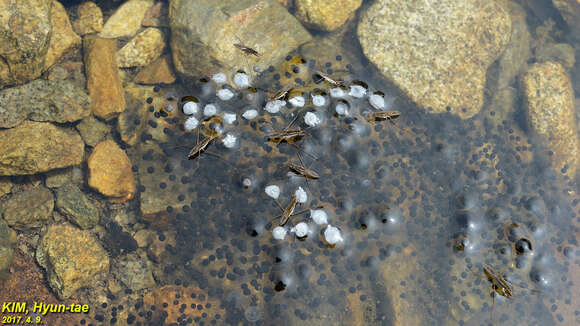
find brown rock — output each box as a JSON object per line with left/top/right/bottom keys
{"left": 134, "top": 56, "right": 176, "bottom": 84}
{"left": 45, "top": 0, "right": 81, "bottom": 69}
{"left": 0, "top": 121, "right": 84, "bottom": 176}
{"left": 76, "top": 1, "right": 103, "bottom": 35}
{"left": 521, "top": 61, "right": 579, "bottom": 177}
{"left": 87, "top": 140, "right": 135, "bottom": 202}
{"left": 84, "top": 36, "right": 126, "bottom": 120}
{"left": 36, "top": 223, "right": 110, "bottom": 299}
{"left": 116, "top": 28, "right": 166, "bottom": 68}
{"left": 99, "top": 0, "right": 154, "bottom": 39}
{"left": 295, "top": 0, "right": 361, "bottom": 32}
{"left": 142, "top": 1, "right": 169, "bottom": 27}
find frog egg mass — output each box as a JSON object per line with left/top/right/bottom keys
{"left": 203, "top": 103, "right": 218, "bottom": 117}
{"left": 292, "top": 222, "right": 309, "bottom": 238}
{"left": 289, "top": 95, "right": 306, "bottom": 107}
{"left": 223, "top": 112, "right": 237, "bottom": 124}
{"left": 221, "top": 134, "right": 237, "bottom": 148}
{"left": 212, "top": 72, "right": 227, "bottom": 83}
{"left": 234, "top": 72, "right": 250, "bottom": 88}
{"left": 324, "top": 225, "right": 343, "bottom": 245}
{"left": 264, "top": 100, "right": 286, "bottom": 113}
{"left": 310, "top": 209, "right": 329, "bottom": 225}
{"left": 369, "top": 93, "right": 385, "bottom": 110}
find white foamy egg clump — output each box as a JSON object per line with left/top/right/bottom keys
{"left": 292, "top": 222, "right": 309, "bottom": 238}
{"left": 234, "top": 72, "right": 250, "bottom": 88}
{"left": 223, "top": 112, "right": 237, "bottom": 124}
{"left": 184, "top": 116, "right": 199, "bottom": 131}
{"left": 330, "top": 87, "right": 345, "bottom": 98}
{"left": 264, "top": 100, "right": 286, "bottom": 114}
{"left": 212, "top": 72, "right": 227, "bottom": 83}
{"left": 324, "top": 225, "right": 343, "bottom": 245}
{"left": 335, "top": 102, "right": 349, "bottom": 116}
{"left": 295, "top": 187, "right": 307, "bottom": 203}
{"left": 265, "top": 185, "right": 280, "bottom": 199}
{"left": 203, "top": 104, "right": 218, "bottom": 117}
{"left": 349, "top": 85, "right": 367, "bottom": 98}
{"left": 217, "top": 88, "right": 235, "bottom": 101}
{"left": 304, "top": 112, "right": 321, "bottom": 127}
{"left": 183, "top": 101, "right": 198, "bottom": 115}
{"left": 272, "top": 226, "right": 287, "bottom": 240}
{"left": 369, "top": 94, "right": 385, "bottom": 110}
{"left": 242, "top": 109, "right": 258, "bottom": 120}
{"left": 311, "top": 94, "right": 326, "bottom": 107}
{"left": 310, "top": 209, "right": 328, "bottom": 225}
{"left": 289, "top": 96, "right": 305, "bottom": 107}
{"left": 221, "top": 134, "right": 237, "bottom": 148}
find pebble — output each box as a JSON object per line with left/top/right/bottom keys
{"left": 99, "top": 0, "right": 154, "bottom": 39}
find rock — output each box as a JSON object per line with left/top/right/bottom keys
{"left": 494, "top": 1, "right": 530, "bottom": 88}
{"left": 535, "top": 43, "right": 576, "bottom": 70}
{"left": 1, "top": 186, "right": 54, "bottom": 230}
{"left": 100, "top": 220, "right": 138, "bottom": 257}
{"left": 45, "top": 0, "right": 81, "bottom": 70}
{"left": 44, "top": 167, "right": 73, "bottom": 188}
{"left": 357, "top": 0, "right": 511, "bottom": 119}
{"left": 553, "top": 0, "right": 580, "bottom": 41}
{"left": 75, "top": 115, "right": 110, "bottom": 147}
{"left": 46, "top": 61, "right": 86, "bottom": 89}
{"left": 134, "top": 56, "right": 176, "bottom": 84}
{"left": 0, "top": 0, "right": 52, "bottom": 88}
{"left": 0, "top": 218, "right": 14, "bottom": 275}
{"left": 0, "top": 121, "right": 85, "bottom": 176}
{"left": 294, "top": 0, "right": 361, "bottom": 32}
{"left": 133, "top": 229, "right": 155, "bottom": 248}
{"left": 0, "top": 79, "right": 91, "bottom": 129}
{"left": 142, "top": 1, "right": 169, "bottom": 27}
{"left": 36, "top": 223, "right": 110, "bottom": 299}
{"left": 84, "top": 36, "right": 126, "bottom": 120}
{"left": 0, "top": 177, "right": 13, "bottom": 197}
{"left": 111, "top": 252, "right": 155, "bottom": 291}
{"left": 55, "top": 183, "right": 100, "bottom": 229}
{"left": 99, "top": 0, "right": 154, "bottom": 39}
{"left": 118, "top": 85, "right": 168, "bottom": 146}
{"left": 169, "top": 0, "right": 311, "bottom": 79}
{"left": 521, "top": 61, "right": 579, "bottom": 177}
{"left": 76, "top": 1, "right": 103, "bottom": 35}
{"left": 117, "top": 28, "right": 165, "bottom": 68}
{"left": 87, "top": 140, "right": 136, "bottom": 202}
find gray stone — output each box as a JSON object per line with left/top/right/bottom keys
{"left": 495, "top": 2, "right": 531, "bottom": 88}
{"left": 36, "top": 223, "right": 110, "bottom": 299}
{"left": 76, "top": 115, "right": 110, "bottom": 147}
{"left": 112, "top": 252, "right": 156, "bottom": 291}
{"left": 1, "top": 185, "right": 54, "bottom": 230}
{"left": 357, "top": 0, "right": 511, "bottom": 119}
{"left": 56, "top": 183, "right": 100, "bottom": 229}
{"left": 169, "top": 0, "right": 311, "bottom": 79}
{"left": 0, "top": 79, "right": 91, "bottom": 129}
{"left": 0, "top": 121, "right": 85, "bottom": 176}
{"left": 44, "top": 167, "right": 73, "bottom": 188}
{"left": 0, "top": 0, "right": 53, "bottom": 88}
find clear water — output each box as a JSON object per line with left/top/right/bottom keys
{"left": 2, "top": 1, "right": 579, "bottom": 326}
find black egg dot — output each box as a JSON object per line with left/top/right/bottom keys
{"left": 159, "top": 182, "right": 167, "bottom": 189}
{"left": 146, "top": 97, "right": 153, "bottom": 104}
{"left": 292, "top": 66, "right": 300, "bottom": 74}
{"left": 336, "top": 55, "right": 342, "bottom": 61}
{"left": 147, "top": 167, "right": 155, "bottom": 174}
{"left": 148, "top": 106, "right": 155, "bottom": 112}
{"left": 285, "top": 55, "right": 292, "bottom": 61}
{"left": 153, "top": 86, "right": 160, "bottom": 92}
{"left": 285, "top": 72, "right": 292, "bottom": 78}
{"left": 273, "top": 73, "right": 280, "bottom": 80}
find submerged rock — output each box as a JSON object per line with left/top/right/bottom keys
{"left": 0, "top": 218, "right": 15, "bottom": 275}
{"left": 56, "top": 183, "right": 100, "bottom": 229}
{"left": 134, "top": 56, "right": 176, "bottom": 85}
{"left": 0, "top": 121, "right": 84, "bottom": 176}
{"left": 117, "top": 27, "right": 165, "bottom": 68}
{"left": 36, "top": 223, "right": 110, "bottom": 299}
{"left": 294, "top": 0, "right": 362, "bottom": 32}
{"left": 99, "top": 0, "right": 154, "bottom": 39}
{"left": 1, "top": 185, "right": 54, "bottom": 230}
{"left": 0, "top": 0, "right": 52, "bottom": 88}
{"left": 84, "top": 36, "right": 126, "bottom": 120}
{"left": 87, "top": 140, "right": 136, "bottom": 202}
{"left": 553, "top": 0, "right": 580, "bottom": 41}
{"left": 357, "top": 0, "right": 511, "bottom": 119}
{"left": 521, "top": 61, "right": 579, "bottom": 177}
{"left": 169, "top": 0, "right": 311, "bottom": 78}
{"left": 75, "top": 114, "right": 110, "bottom": 147}
{"left": 75, "top": 1, "right": 103, "bottom": 35}
{"left": 111, "top": 252, "right": 156, "bottom": 291}
{"left": 0, "top": 79, "right": 91, "bottom": 129}
{"left": 45, "top": 0, "right": 81, "bottom": 70}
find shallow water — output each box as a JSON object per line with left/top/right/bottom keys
{"left": 1, "top": 1, "right": 579, "bottom": 325}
